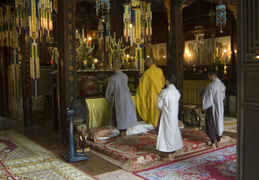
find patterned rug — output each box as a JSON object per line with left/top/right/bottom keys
{"left": 134, "top": 144, "right": 236, "bottom": 180}
{"left": 87, "top": 129, "right": 236, "bottom": 171}
{"left": 95, "top": 169, "right": 143, "bottom": 180}
{"left": 224, "top": 117, "right": 237, "bottom": 133}
{"left": 0, "top": 130, "right": 97, "bottom": 180}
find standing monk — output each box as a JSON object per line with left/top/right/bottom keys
{"left": 156, "top": 73, "right": 183, "bottom": 161}
{"left": 202, "top": 69, "right": 226, "bottom": 148}
{"left": 106, "top": 61, "right": 138, "bottom": 137}
{"left": 135, "top": 57, "right": 165, "bottom": 127}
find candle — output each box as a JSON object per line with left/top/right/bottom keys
{"left": 89, "top": 36, "right": 92, "bottom": 47}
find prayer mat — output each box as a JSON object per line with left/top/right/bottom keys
{"left": 0, "top": 130, "right": 97, "bottom": 180}
{"left": 133, "top": 144, "right": 236, "bottom": 180}
{"left": 95, "top": 169, "right": 143, "bottom": 180}
{"left": 87, "top": 129, "right": 236, "bottom": 171}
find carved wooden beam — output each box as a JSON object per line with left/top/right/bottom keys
{"left": 182, "top": 0, "right": 236, "bottom": 6}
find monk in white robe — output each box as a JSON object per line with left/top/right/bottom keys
{"left": 135, "top": 57, "right": 165, "bottom": 127}
{"left": 106, "top": 61, "right": 138, "bottom": 137}
{"left": 202, "top": 69, "right": 226, "bottom": 148}
{"left": 156, "top": 73, "right": 183, "bottom": 161}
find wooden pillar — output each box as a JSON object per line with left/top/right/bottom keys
{"left": 0, "top": 47, "right": 8, "bottom": 116}
{"left": 57, "top": 0, "right": 77, "bottom": 140}
{"left": 168, "top": 0, "right": 184, "bottom": 118}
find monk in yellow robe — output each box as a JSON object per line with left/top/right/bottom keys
{"left": 136, "top": 57, "right": 165, "bottom": 127}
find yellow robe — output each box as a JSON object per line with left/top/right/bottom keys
{"left": 136, "top": 64, "right": 165, "bottom": 127}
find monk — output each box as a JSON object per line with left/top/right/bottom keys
{"left": 202, "top": 69, "right": 226, "bottom": 149}
{"left": 105, "top": 61, "right": 138, "bottom": 137}
{"left": 156, "top": 73, "right": 183, "bottom": 161}
{"left": 135, "top": 57, "right": 165, "bottom": 127}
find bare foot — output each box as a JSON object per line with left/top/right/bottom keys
{"left": 168, "top": 153, "right": 174, "bottom": 161}
{"left": 206, "top": 142, "right": 216, "bottom": 149}
{"left": 216, "top": 141, "right": 221, "bottom": 148}
{"left": 120, "top": 131, "right": 126, "bottom": 137}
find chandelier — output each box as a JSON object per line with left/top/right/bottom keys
{"left": 194, "top": 25, "right": 205, "bottom": 47}
{"left": 95, "top": 0, "right": 110, "bottom": 21}
{"left": 216, "top": 0, "right": 227, "bottom": 33}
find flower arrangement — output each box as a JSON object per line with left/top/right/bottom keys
{"left": 211, "top": 52, "right": 223, "bottom": 66}
{"left": 76, "top": 30, "right": 95, "bottom": 69}
{"left": 76, "top": 31, "right": 94, "bottom": 60}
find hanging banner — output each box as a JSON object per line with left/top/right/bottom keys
{"left": 123, "top": 1, "right": 152, "bottom": 47}
{"left": 29, "top": 0, "right": 40, "bottom": 97}
{"left": 123, "top": 4, "right": 131, "bottom": 42}
{"left": 38, "top": 0, "right": 53, "bottom": 40}
{"left": 30, "top": 41, "right": 40, "bottom": 97}
{"left": 29, "top": 0, "right": 38, "bottom": 39}
{"left": 46, "top": 0, "right": 53, "bottom": 37}
{"left": 98, "top": 19, "right": 104, "bottom": 45}
{"left": 4, "top": 5, "right": 12, "bottom": 47}
{"left": 0, "top": 7, "right": 4, "bottom": 46}
{"left": 145, "top": 3, "right": 152, "bottom": 42}
{"left": 134, "top": 8, "right": 141, "bottom": 44}
{"left": 15, "top": 0, "right": 26, "bottom": 34}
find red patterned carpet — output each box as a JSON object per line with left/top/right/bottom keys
{"left": 134, "top": 144, "right": 236, "bottom": 180}
{"left": 86, "top": 129, "right": 236, "bottom": 171}
{"left": 0, "top": 130, "right": 97, "bottom": 180}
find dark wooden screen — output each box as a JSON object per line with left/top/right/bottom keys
{"left": 237, "top": 0, "right": 259, "bottom": 179}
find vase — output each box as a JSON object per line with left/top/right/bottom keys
{"left": 83, "top": 59, "right": 88, "bottom": 70}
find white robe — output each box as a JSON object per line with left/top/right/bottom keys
{"left": 202, "top": 78, "right": 226, "bottom": 136}
{"left": 105, "top": 70, "right": 138, "bottom": 130}
{"left": 156, "top": 84, "right": 183, "bottom": 152}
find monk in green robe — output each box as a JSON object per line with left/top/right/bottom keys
{"left": 135, "top": 57, "right": 165, "bottom": 127}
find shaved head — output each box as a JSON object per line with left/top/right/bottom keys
{"left": 145, "top": 57, "right": 155, "bottom": 68}
{"left": 145, "top": 57, "right": 154, "bottom": 64}
{"left": 112, "top": 60, "right": 121, "bottom": 70}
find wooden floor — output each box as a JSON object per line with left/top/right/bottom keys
{"left": 0, "top": 116, "right": 120, "bottom": 176}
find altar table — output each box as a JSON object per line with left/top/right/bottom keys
{"left": 85, "top": 96, "right": 141, "bottom": 128}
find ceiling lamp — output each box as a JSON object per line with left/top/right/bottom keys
{"left": 216, "top": 0, "right": 227, "bottom": 33}
{"left": 194, "top": 25, "right": 205, "bottom": 47}
{"left": 95, "top": 0, "right": 110, "bottom": 21}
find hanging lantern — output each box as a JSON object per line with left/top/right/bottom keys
{"left": 95, "top": 0, "right": 110, "bottom": 19}
{"left": 194, "top": 25, "right": 204, "bottom": 47}
{"left": 216, "top": 0, "right": 227, "bottom": 33}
